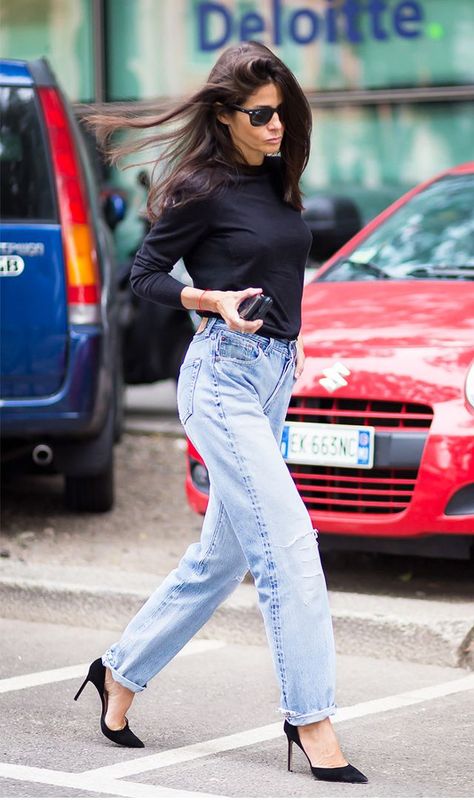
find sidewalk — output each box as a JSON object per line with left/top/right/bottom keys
{"left": 1, "top": 558, "right": 472, "bottom": 671}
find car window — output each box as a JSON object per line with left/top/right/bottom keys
{"left": 0, "top": 86, "right": 56, "bottom": 221}
{"left": 318, "top": 174, "right": 474, "bottom": 282}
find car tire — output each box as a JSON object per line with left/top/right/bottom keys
{"left": 64, "top": 456, "right": 114, "bottom": 513}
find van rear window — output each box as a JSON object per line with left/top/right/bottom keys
{"left": 0, "top": 86, "right": 56, "bottom": 221}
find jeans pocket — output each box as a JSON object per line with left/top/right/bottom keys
{"left": 216, "top": 330, "right": 263, "bottom": 363}
{"left": 177, "top": 358, "right": 202, "bottom": 425}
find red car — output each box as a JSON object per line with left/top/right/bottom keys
{"left": 185, "top": 163, "right": 474, "bottom": 558}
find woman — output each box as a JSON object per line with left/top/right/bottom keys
{"left": 75, "top": 41, "right": 368, "bottom": 785}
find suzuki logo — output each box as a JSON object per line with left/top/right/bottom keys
{"left": 319, "top": 362, "right": 351, "bottom": 393}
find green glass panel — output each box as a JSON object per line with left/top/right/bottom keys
{"left": 106, "top": 0, "right": 208, "bottom": 100}
{"left": 302, "top": 102, "right": 474, "bottom": 222}
{"left": 105, "top": 0, "right": 474, "bottom": 100}
{"left": 351, "top": 0, "right": 474, "bottom": 89}
{"left": 0, "top": 0, "right": 94, "bottom": 102}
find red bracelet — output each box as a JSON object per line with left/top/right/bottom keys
{"left": 198, "top": 288, "right": 210, "bottom": 311}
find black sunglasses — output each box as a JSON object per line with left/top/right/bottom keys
{"left": 226, "top": 103, "right": 284, "bottom": 127}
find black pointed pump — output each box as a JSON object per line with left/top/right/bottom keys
{"left": 284, "top": 719, "right": 368, "bottom": 783}
{"left": 74, "top": 657, "right": 144, "bottom": 748}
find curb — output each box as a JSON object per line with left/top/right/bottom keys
{"left": 0, "top": 563, "right": 472, "bottom": 671}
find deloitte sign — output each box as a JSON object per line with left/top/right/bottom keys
{"left": 196, "top": 0, "right": 426, "bottom": 50}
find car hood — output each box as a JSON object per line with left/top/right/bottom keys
{"left": 302, "top": 282, "right": 474, "bottom": 349}
{"left": 299, "top": 282, "right": 474, "bottom": 404}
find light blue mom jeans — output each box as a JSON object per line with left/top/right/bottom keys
{"left": 102, "top": 317, "right": 337, "bottom": 725}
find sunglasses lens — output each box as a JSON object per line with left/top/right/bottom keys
{"left": 251, "top": 106, "right": 283, "bottom": 126}
{"left": 251, "top": 108, "right": 273, "bottom": 126}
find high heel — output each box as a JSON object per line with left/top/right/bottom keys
{"left": 74, "top": 657, "right": 144, "bottom": 748}
{"left": 284, "top": 720, "right": 368, "bottom": 783}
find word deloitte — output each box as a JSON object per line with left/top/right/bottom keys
{"left": 196, "top": 0, "right": 426, "bottom": 49}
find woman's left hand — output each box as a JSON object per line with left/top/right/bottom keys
{"left": 295, "top": 336, "right": 305, "bottom": 380}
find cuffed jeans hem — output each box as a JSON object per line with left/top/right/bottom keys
{"left": 101, "top": 658, "right": 146, "bottom": 693}
{"left": 278, "top": 703, "right": 337, "bottom": 726}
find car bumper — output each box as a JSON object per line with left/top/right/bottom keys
{"left": 310, "top": 428, "right": 474, "bottom": 536}
{"left": 0, "top": 326, "right": 110, "bottom": 440}
{"left": 185, "top": 408, "right": 474, "bottom": 537}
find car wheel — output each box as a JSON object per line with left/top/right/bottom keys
{"left": 64, "top": 456, "right": 114, "bottom": 513}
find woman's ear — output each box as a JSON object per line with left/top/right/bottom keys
{"left": 215, "top": 103, "right": 231, "bottom": 127}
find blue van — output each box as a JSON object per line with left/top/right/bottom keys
{"left": 0, "top": 58, "right": 125, "bottom": 512}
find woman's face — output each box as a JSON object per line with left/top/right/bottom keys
{"left": 218, "top": 81, "right": 284, "bottom": 166}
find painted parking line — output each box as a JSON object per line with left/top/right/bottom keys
{"left": 0, "top": 762, "right": 227, "bottom": 798}
{"left": 0, "top": 639, "right": 225, "bottom": 695}
{"left": 85, "top": 673, "right": 474, "bottom": 779}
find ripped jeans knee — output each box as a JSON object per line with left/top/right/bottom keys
{"left": 274, "top": 528, "right": 323, "bottom": 606}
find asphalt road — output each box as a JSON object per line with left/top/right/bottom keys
{"left": 1, "top": 382, "right": 474, "bottom": 797}
{"left": 1, "top": 617, "right": 473, "bottom": 798}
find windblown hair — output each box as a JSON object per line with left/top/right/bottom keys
{"left": 84, "top": 41, "right": 312, "bottom": 220}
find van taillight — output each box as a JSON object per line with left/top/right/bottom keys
{"left": 38, "top": 86, "right": 101, "bottom": 324}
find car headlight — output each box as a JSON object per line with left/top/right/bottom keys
{"left": 466, "top": 362, "right": 474, "bottom": 410}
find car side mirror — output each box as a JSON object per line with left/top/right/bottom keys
{"left": 103, "top": 192, "right": 127, "bottom": 231}
{"left": 303, "top": 195, "right": 362, "bottom": 262}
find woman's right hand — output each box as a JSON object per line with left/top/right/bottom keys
{"left": 209, "top": 287, "right": 264, "bottom": 333}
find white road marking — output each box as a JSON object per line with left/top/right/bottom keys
{"left": 0, "top": 762, "right": 227, "bottom": 798}
{"left": 85, "top": 674, "right": 474, "bottom": 779}
{"left": 0, "top": 639, "right": 225, "bottom": 695}
{"left": 0, "top": 663, "right": 91, "bottom": 695}
{"left": 334, "top": 673, "right": 474, "bottom": 721}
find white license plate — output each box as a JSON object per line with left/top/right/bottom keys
{"left": 281, "top": 422, "right": 375, "bottom": 469}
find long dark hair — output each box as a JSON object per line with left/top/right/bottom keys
{"left": 85, "top": 41, "right": 312, "bottom": 220}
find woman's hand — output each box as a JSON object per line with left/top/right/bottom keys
{"left": 209, "top": 288, "right": 265, "bottom": 333}
{"left": 181, "top": 285, "right": 264, "bottom": 333}
{"left": 295, "top": 334, "right": 305, "bottom": 379}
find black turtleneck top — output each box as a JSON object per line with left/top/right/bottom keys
{"left": 130, "top": 155, "right": 312, "bottom": 340}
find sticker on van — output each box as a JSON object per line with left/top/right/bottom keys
{"left": 0, "top": 256, "right": 25, "bottom": 276}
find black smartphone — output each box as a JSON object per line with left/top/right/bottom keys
{"left": 238, "top": 294, "right": 273, "bottom": 321}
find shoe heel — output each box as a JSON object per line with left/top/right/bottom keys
{"left": 74, "top": 675, "right": 90, "bottom": 701}
{"left": 287, "top": 736, "right": 293, "bottom": 772}
{"left": 74, "top": 660, "right": 96, "bottom": 701}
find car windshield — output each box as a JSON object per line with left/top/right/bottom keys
{"left": 318, "top": 174, "right": 474, "bottom": 282}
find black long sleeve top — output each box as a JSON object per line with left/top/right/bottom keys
{"left": 130, "top": 155, "right": 312, "bottom": 340}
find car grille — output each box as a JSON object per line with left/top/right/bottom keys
{"left": 289, "top": 464, "right": 418, "bottom": 514}
{"left": 286, "top": 397, "right": 433, "bottom": 430}
{"left": 286, "top": 398, "right": 434, "bottom": 514}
